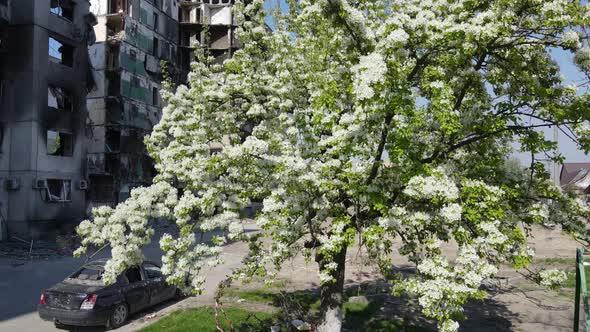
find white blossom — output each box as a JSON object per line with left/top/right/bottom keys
{"left": 539, "top": 269, "right": 567, "bottom": 290}
{"left": 562, "top": 30, "right": 582, "bottom": 50}
{"left": 440, "top": 203, "right": 462, "bottom": 222}
{"left": 404, "top": 172, "right": 459, "bottom": 201}
{"left": 352, "top": 52, "right": 387, "bottom": 100}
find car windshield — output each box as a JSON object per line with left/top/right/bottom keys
{"left": 66, "top": 266, "right": 105, "bottom": 285}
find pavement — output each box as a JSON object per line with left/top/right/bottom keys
{"left": 0, "top": 230, "right": 251, "bottom": 332}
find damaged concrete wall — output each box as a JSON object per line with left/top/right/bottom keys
{"left": 0, "top": 0, "right": 95, "bottom": 238}
{"left": 208, "top": 5, "right": 232, "bottom": 25}
{"left": 86, "top": 0, "right": 178, "bottom": 210}
{"left": 178, "top": 0, "right": 236, "bottom": 78}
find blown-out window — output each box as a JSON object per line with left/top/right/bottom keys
{"left": 153, "top": 13, "right": 159, "bottom": 32}
{"left": 48, "top": 86, "right": 73, "bottom": 111}
{"left": 47, "top": 130, "right": 73, "bottom": 156}
{"left": 44, "top": 179, "right": 72, "bottom": 202}
{"left": 49, "top": 37, "right": 74, "bottom": 67}
{"left": 152, "top": 87, "right": 158, "bottom": 106}
{"left": 50, "top": 0, "right": 75, "bottom": 21}
{"left": 152, "top": 37, "right": 159, "bottom": 56}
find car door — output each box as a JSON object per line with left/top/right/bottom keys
{"left": 142, "top": 262, "right": 174, "bottom": 305}
{"left": 121, "top": 266, "right": 150, "bottom": 313}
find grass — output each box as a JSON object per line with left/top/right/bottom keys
{"left": 139, "top": 307, "right": 275, "bottom": 332}
{"left": 535, "top": 257, "right": 576, "bottom": 266}
{"left": 533, "top": 256, "right": 589, "bottom": 290}
{"left": 141, "top": 288, "right": 426, "bottom": 332}
{"left": 343, "top": 301, "right": 427, "bottom": 331}
{"left": 234, "top": 289, "right": 425, "bottom": 331}
{"left": 522, "top": 256, "right": 590, "bottom": 299}
{"left": 235, "top": 289, "right": 321, "bottom": 310}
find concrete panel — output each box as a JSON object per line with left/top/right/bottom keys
{"left": 93, "top": 16, "right": 108, "bottom": 42}
{"left": 47, "top": 14, "right": 75, "bottom": 42}
{"left": 145, "top": 54, "right": 160, "bottom": 74}
{"left": 87, "top": 70, "right": 107, "bottom": 98}
{"left": 124, "top": 17, "right": 153, "bottom": 54}
{"left": 87, "top": 125, "right": 106, "bottom": 154}
{"left": 162, "top": 0, "right": 178, "bottom": 21}
{"left": 210, "top": 6, "right": 231, "bottom": 25}
{"left": 8, "top": 121, "right": 34, "bottom": 171}
{"left": 120, "top": 42, "right": 147, "bottom": 76}
{"left": 121, "top": 99, "right": 153, "bottom": 130}
{"left": 139, "top": 1, "right": 153, "bottom": 28}
{"left": 87, "top": 98, "right": 107, "bottom": 125}
{"left": 47, "top": 62, "right": 84, "bottom": 97}
{"left": 90, "top": 0, "right": 110, "bottom": 17}
{"left": 130, "top": 0, "right": 140, "bottom": 20}
{"left": 89, "top": 42, "right": 107, "bottom": 69}
{"left": 120, "top": 70, "right": 151, "bottom": 104}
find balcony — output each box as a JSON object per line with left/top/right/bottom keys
{"left": 106, "top": 14, "right": 125, "bottom": 43}
{"left": 179, "top": 1, "right": 236, "bottom": 26}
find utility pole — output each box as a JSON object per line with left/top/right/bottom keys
{"left": 554, "top": 125, "right": 560, "bottom": 186}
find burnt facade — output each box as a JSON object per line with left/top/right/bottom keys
{"left": 178, "top": 0, "right": 237, "bottom": 74}
{"left": 0, "top": 0, "right": 96, "bottom": 238}
{"left": 0, "top": 0, "right": 237, "bottom": 239}
{"left": 87, "top": 0, "right": 180, "bottom": 209}
{"left": 86, "top": 0, "right": 235, "bottom": 209}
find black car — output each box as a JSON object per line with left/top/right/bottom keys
{"left": 38, "top": 259, "right": 177, "bottom": 329}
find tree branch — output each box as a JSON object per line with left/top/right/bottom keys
{"left": 421, "top": 122, "right": 578, "bottom": 163}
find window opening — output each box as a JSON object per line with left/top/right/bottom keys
{"left": 44, "top": 179, "right": 72, "bottom": 202}
{"left": 49, "top": 37, "right": 74, "bottom": 67}
{"left": 48, "top": 86, "right": 73, "bottom": 111}
{"left": 47, "top": 130, "right": 73, "bottom": 156}
{"left": 50, "top": 0, "right": 74, "bottom": 21}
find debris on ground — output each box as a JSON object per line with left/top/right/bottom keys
{"left": 0, "top": 239, "right": 63, "bottom": 260}
{"left": 145, "top": 313, "right": 158, "bottom": 319}
{"left": 291, "top": 319, "right": 312, "bottom": 331}
{"left": 347, "top": 295, "right": 369, "bottom": 305}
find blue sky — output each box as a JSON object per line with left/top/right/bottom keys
{"left": 262, "top": 0, "right": 589, "bottom": 164}
{"left": 547, "top": 49, "right": 588, "bottom": 162}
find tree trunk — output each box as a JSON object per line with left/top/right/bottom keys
{"left": 316, "top": 246, "right": 347, "bottom": 332}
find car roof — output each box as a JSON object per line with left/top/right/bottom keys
{"left": 82, "top": 259, "right": 158, "bottom": 269}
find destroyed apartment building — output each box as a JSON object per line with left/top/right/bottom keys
{"left": 86, "top": 0, "right": 237, "bottom": 210}
{"left": 86, "top": 0, "right": 181, "bottom": 209}
{"left": 0, "top": 0, "right": 237, "bottom": 239}
{"left": 0, "top": 0, "right": 97, "bottom": 239}
{"left": 178, "top": 0, "right": 238, "bottom": 75}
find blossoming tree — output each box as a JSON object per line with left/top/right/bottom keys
{"left": 76, "top": 0, "right": 590, "bottom": 330}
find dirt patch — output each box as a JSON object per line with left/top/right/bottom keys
{"left": 260, "top": 226, "right": 580, "bottom": 331}
{"left": 129, "top": 225, "right": 582, "bottom": 332}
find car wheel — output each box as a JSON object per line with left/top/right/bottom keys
{"left": 108, "top": 303, "right": 129, "bottom": 329}
{"left": 54, "top": 322, "right": 66, "bottom": 329}
{"left": 174, "top": 288, "right": 185, "bottom": 300}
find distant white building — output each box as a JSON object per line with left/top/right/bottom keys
{"left": 560, "top": 163, "right": 590, "bottom": 202}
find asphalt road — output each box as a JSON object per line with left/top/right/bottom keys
{"left": 0, "top": 230, "right": 251, "bottom": 332}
